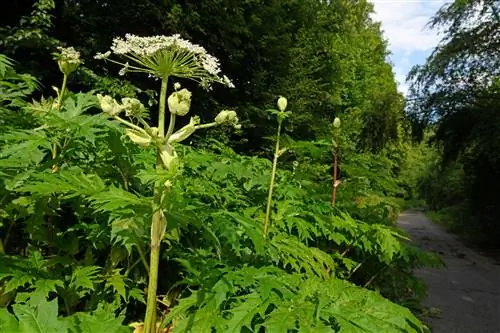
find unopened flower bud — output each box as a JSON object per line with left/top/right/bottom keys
{"left": 97, "top": 94, "right": 122, "bottom": 116}
{"left": 174, "top": 82, "right": 181, "bottom": 90}
{"left": 168, "top": 88, "right": 192, "bottom": 116}
{"left": 277, "top": 96, "right": 287, "bottom": 112}
{"left": 122, "top": 97, "right": 146, "bottom": 117}
{"left": 333, "top": 117, "right": 341, "bottom": 128}
{"left": 215, "top": 110, "right": 238, "bottom": 126}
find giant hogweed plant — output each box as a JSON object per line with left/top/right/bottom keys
{"left": 93, "top": 33, "right": 238, "bottom": 333}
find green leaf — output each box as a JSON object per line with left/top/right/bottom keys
{"left": 105, "top": 269, "right": 127, "bottom": 300}
{"left": 30, "top": 279, "right": 64, "bottom": 304}
{"left": 70, "top": 266, "right": 101, "bottom": 295}
{"left": 13, "top": 298, "right": 68, "bottom": 333}
{"left": 224, "top": 293, "right": 269, "bottom": 332}
{"left": 0, "top": 308, "right": 19, "bottom": 332}
{"left": 65, "top": 302, "right": 131, "bottom": 333}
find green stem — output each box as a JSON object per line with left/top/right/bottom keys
{"left": 113, "top": 115, "right": 148, "bottom": 134}
{"left": 264, "top": 120, "right": 282, "bottom": 238}
{"left": 165, "top": 113, "right": 176, "bottom": 141}
{"left": 143, "top": 76, "right": 169, "bottom": 333}
{"left": 125, "top": 258, "right": 142, "bottom": 278}
{"left": 159, "top": 78, "right": 169, "bottom": 138}
{"left": 0, "top": 238, "right": 5, "bottom": 255}
{"left": 331, "top": 131, "right": 339, "bottom": 208}
{"left": 57, "top": 74, "right": 68, "bottom": 110}
{"left": 195, "top": 122, "right": 218, "bottom": 130}
{"left": 135, "top": 242, "right": 150, "bottom": 273}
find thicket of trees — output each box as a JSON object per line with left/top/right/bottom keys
{"left": 408, "top": 0, "right": 500, "bottom": 247}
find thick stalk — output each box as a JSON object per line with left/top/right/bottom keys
{"left": 50, "top": 74, "right": 67, "bottom": 173}
{"left": 143, "top": 76, "right": 169, "bottom": 333}
{"left": 331, "top": 151, "right": 338, "bottom": 207}
{"left": 158, "top": 78, "right": 168, "bottom": 138}
{"left": 143, "top": 208, "right": 164, "bottom": 333}
{"left": 331, "top": 131, "right": 339, "bottom": 208}
{"left": 47, "top": 74, "right": 68, "bottom": 255}
{"left": 57, "top": 74, "right": 68, "bottom": 109}
{"left": 264, "top": 121, "right": 282, "bottom": 237}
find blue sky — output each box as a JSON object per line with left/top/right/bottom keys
{"left": 371, "top": 0, "right": 449, "bottom": 94}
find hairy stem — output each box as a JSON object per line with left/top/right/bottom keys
{"left": 331, "top": 131, "right": 339, "bottom": 208}
{"left": 158, "top": 78, "right": 168, "bottom": 138}
{"left": 264, "top": 120, "right": 282, "bottom": 238}
{"left": 143, "top": 209, "right": 164, "bottom": 333}
{"left": 144, "top": 76, "right": 169, "bottom": 333}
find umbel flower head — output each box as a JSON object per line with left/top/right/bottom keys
{"left": 95, "top": 34, "right": 235, "bottom": 89}
{"left": 54, "top": 46, "right": 82, "bottom": 76}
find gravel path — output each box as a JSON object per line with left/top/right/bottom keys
{"left": 397, "top": 210, "right": 500, "bottom": 333}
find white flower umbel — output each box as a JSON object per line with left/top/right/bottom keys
{"left": 55, "top": 46, "right": 82, "bottom": 76}
{"left": 96, "top": 33, "right": 234, "bottom": 88}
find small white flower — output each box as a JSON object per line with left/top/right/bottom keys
{"left": 174, "top": 82, "right": 181, "bottom": 90}
{"left": 222, "top": 75, "right": 235, "bottom": 88}
{"left": 118, "top": 62, "right": 129, "bottom": 76}
{"left": 94, "top": 51, "right": 111, "bottom": 60}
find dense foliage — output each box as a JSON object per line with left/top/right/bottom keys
{"left": 1, "top": 0, "right": 444, "bottom": 332}
{"left": 408, "top": 0, "right": 500, "bottom": 247}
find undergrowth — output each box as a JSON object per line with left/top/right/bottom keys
{"left": 0, "top": 42, "right": 442, "bottom": 333}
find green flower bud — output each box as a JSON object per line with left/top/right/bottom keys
{"left": 333, "top": 117, "right": 341, "bottom": 128}
{"left": 124, "top": 129, "right": 152, "bottom": 147}
{"left": 167, "top": 88, "right": 192, "bottom": 116}
{"left": 277, "top": 96, "right": 287, "bottom": 112}
{"left": 122, "top": 97, "right": 146, "bottom": 117}
{"left": 215, "top": 110, "right": 238, "bottom": 126}
{"left": 97, "top": 94, "right": 122, "bottom": 116}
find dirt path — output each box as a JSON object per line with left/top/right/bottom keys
{"left": 397, "top": 210, "right": 500, "bottom": 333}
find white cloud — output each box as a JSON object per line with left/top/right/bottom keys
{"left": 370, "top": 0, "right": 448, "bottom": 93}
{"left": 371, "top": 1, "right": 445, "bottom": 52}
